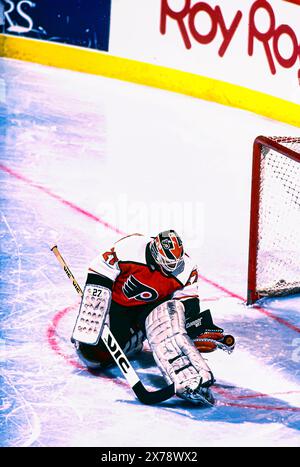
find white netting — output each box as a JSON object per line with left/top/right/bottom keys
{"left": 256, "top": 137, "right": 300, "bottom": 297}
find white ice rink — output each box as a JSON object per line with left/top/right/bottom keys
{"left": 0, "top": 57, "right": 299, "bottom": 447}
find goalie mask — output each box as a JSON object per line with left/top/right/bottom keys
{"left": 150, "top": 230, "right": 184, "bottom": 274}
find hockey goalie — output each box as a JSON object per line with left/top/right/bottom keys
{"left": 73, "top": 230, "right": 234, "bottom": 406}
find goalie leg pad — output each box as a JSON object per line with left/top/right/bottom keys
{"left": 75, "top": 340, "right": 111, "bottom": 369}
{"left": 75, "top": 328, "right": 145, "bottom": 370}
{"left": 145, "top": 300, "right": 214, "bottom": 405}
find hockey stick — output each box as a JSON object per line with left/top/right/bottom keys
{"left": 51, "top": 245, "right": 175, "bottom": 405}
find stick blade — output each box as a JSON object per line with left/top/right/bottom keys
{"left": 132, "top": 381, "right": 175, "bottom": 405}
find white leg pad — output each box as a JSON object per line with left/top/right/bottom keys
{"left": 145, "top": 300, "right": 214, "bottom": 396}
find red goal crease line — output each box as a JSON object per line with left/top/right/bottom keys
{"left": 0, "top": 162, "right": 300, "bottom": 335}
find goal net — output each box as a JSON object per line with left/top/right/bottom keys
{"left": 247, "top": 136, "right": 300, "bottom": 305}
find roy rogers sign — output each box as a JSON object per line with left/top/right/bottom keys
{"left": 160, "top": 0, "right": 300, "bottom": 84}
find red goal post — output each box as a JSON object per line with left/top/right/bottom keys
{"left": 247, "top": 136, "right": 300, "bottom": 305}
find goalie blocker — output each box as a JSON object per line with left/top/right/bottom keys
{"left": 72, "top": 273, "right": 113, "bottom": 345}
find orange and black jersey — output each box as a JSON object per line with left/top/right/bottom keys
{"left": 87, "top": 234, "right": 199, "bottom": 308}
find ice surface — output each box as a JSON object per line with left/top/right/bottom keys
{"left": 0, "top": 58, "right": 299, "bottom": 447}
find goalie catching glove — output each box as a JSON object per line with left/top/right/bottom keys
{"left": 185, "top": 305, "right": 235, "bottom": 354}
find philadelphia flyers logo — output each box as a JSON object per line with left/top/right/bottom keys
{"left": 122, "top": 275, "right": 159, "bottom": 302}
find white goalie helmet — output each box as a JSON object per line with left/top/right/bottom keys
{"left": 150, "top": 230, "right": 185, "bottom": 274}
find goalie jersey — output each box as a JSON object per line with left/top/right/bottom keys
{"left": 88, "top": 234, "right": 199, "bottom": 308}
